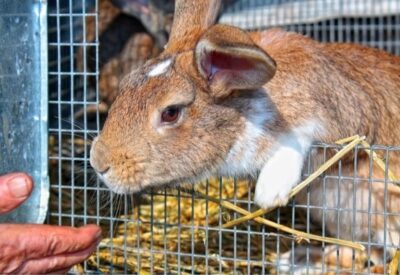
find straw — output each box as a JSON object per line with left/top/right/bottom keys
{"left": 188, "top": 189, "right": 365, "bottom": 251}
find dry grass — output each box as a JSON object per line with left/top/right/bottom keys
{"left": 86, "top": 178, "right": 272, "bottom": 274}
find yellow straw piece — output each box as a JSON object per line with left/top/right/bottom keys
{"left": 389, "top": 250, "right": 400, "bottom": 275}
{"left": 359, "top": 140, "right": 398, "bottom": 181}
{"left": 291, "top": 136, "right": 365, "bottom": 196}
{"left": 335, "top": 135, "right": 362, "bottom": 145}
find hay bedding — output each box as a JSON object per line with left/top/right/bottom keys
{"left": 85, "top": 178, "right": 310, "bottom": 274}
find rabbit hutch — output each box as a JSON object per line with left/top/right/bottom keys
{"left": 0, "top": 0, "right": 400, "bottom": 274}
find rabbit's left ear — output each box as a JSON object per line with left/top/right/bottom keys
{"left": 165, "top": 0, "right": 222, "bottom": 53}
{"left": 195, "top": 24, "right": 276, "bottom": 98}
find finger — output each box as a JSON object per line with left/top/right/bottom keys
{"left": 0, "top": 173, "right": 33, "bottom": 214}
{"left": 18, "top": 241, "right": 99, "bottom": 274}
{"left": 0, "top": 224, "right": 102, "bottom": 259}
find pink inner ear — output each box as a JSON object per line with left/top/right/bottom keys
{"left": 201, "top": 51, "right": 254, "bottom": 81}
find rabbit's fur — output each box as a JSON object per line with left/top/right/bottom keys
{"left": 91, "top": 0, "right": 400, "bottom": 266}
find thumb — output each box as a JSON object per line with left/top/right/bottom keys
{"left": 0, "top": 173, "right": 33, "bottom": 214}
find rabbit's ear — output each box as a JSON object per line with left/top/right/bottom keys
{"left": 195, "top": 24, "right": 276, "bottom": 98}
{"left": 165, "top": 0, "right": 222, "bottom": 53}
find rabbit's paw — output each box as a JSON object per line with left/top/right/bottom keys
{"left": 254, "top": 142, "right": 305, "bottom": 209}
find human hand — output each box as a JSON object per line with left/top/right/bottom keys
{"left": 0, "top": 173, "right": 102, "bottom": 274}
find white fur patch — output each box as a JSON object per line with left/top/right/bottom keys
{"left": 218, "top": 95, "right": 274, "bottom": 177}
{"left": 216, "top": 90, "right": 323, "bottom": 210}
{"left": 148, "top": 59, "right": 172, "bottom": 77}
{"left": 254, "top": 121, "right": 320, "bottom": 209}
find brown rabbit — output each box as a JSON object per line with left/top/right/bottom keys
{"left": 90, "top": 0, "right": 400, "bottom": 269}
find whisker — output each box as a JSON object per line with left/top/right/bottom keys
{"left": 49, "top": 133, "right": 94, "bottom": 146}
{"left": 55, "top": 116, "right": 98, "bottom": 139}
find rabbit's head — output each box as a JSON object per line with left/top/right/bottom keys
{"left": 90, "top": 0, "right": 276, "bottom": 193}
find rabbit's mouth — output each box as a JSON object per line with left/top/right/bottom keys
{"left": 93, "top": 155, "right": 223, "bottom": 195}
{"left": 94, "top": 167, "right": 143, "bottom": 195}
{"left": 90, "top": 137, "right": 150, "bottom": 194}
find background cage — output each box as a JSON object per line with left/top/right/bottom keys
{"left": 2, "top": 0, "right": 400, "bottom": 274}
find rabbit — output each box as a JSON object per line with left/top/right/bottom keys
{"left": 90, "top": 0, "right": 400, "bottom": 269}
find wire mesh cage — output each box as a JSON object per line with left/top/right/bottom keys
{"left": 44, "top": 0, "right": 400, "bottom": 274}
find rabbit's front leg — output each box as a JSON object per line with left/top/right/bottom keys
{"left": 254, "top": 124, "right": 316, "bottom": 209}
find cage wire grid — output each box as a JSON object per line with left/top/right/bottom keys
{"left": 46, "top": 0, "right": 400, "bottom": 274}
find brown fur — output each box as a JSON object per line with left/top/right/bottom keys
{"left": 165, "top": 0, "right": 221, "bottom": 53}
{"left": 252, "top": 29, "right": 400, "bottom": 146}
{"left": 91, "top": 0, "right": 400, "bottom": 268}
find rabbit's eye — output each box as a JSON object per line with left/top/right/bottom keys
{"left": 161, "top": 106, "right": 181, "bottom": 124}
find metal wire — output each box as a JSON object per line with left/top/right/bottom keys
{"left": 46, "top": 0, "right": 400, "bottom": 274}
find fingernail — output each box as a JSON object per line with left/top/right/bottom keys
{"left": 95, "top": 229, "right": 102, "bottom": 239}
{"left": 7, "top": 176, "right": 30, "bottom": 198}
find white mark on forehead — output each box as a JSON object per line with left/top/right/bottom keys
{"left": 148, "top": 58, "right": 172, "bottom": 77}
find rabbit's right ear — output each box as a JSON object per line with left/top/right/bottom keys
{"left": 195, "top": 24, "right": 277, "bottom": 98}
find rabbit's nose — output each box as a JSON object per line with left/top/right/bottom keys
{"left": 90, "top": 137, "right": 111, "bottom": 175}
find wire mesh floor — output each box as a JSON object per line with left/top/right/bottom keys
{"left": 47, "top": 0, "right": 400, "bottom": 273}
